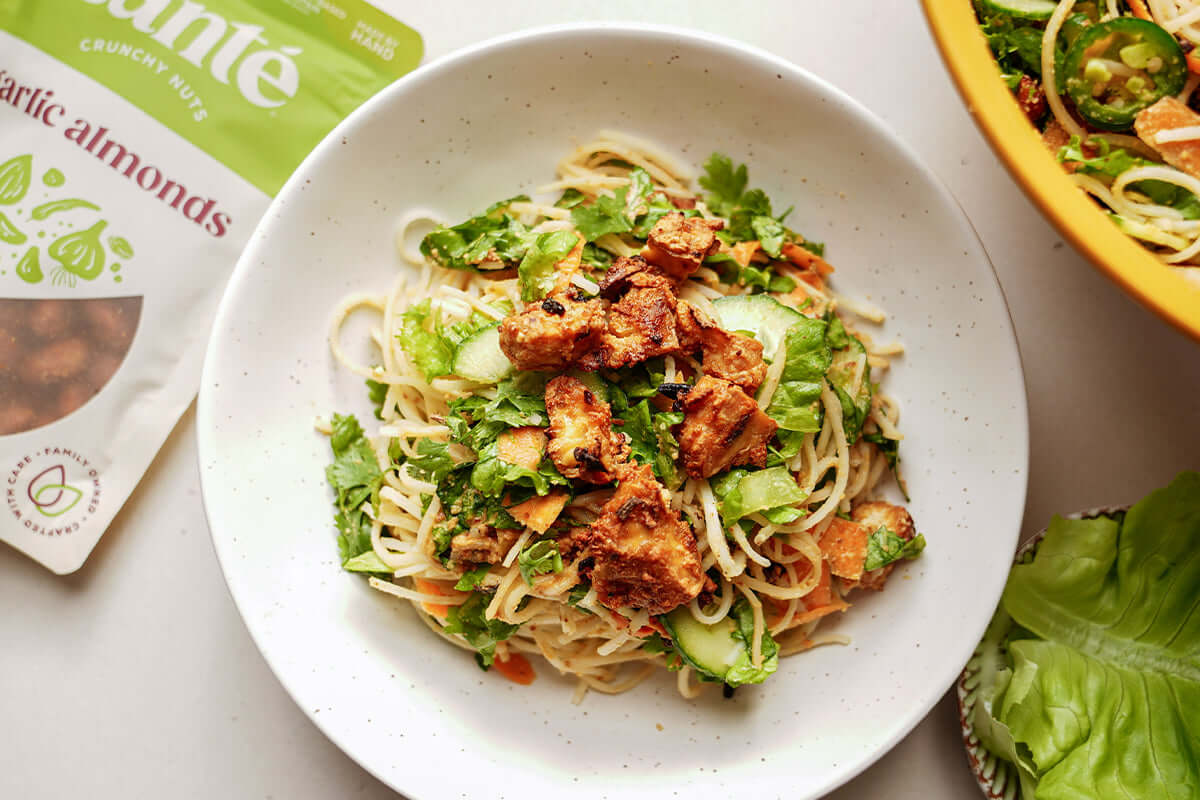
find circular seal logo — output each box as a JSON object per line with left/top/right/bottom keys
{"left": 5, "top": 447, "right": 100, "bottom": 535}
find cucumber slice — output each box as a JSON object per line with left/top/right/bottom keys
{"left": 979, "top": 0, "right": 1058, "bottom": 20}
{"left": 711, "top": 294, "right": 806, "bottom": 358}
{"left": 661, "top": 607, "right": 744, "bottom": 681}
{"left": 452, "top": 324, "right": 514, "bottom": 383}
{"left": 1110, "top": 214, "right": 1190, "bottom": 250}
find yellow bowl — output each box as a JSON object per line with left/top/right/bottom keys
{"left": 923, "top": 0, "right": 1200, "bottom": 341}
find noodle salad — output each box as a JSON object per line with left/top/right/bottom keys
{"left": 977, "top": 0, "right": 1200, "bottom": 281}
{"left": 322, "top": 131, "right": 925, "bottom": 700}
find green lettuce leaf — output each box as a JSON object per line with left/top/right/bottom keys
{"left": 716, "top": 466, "right": 808, "bottom": 529}
{"left": 987, "top": 472, "right": 1200, "bottom": 799}
{"left": 765, "top": 318, "right": 830, "bottom": 434}
{"left": 724, "top": 598, "right": 780, "bottom": 687}
{"left": 518, "top": 230, "right": 578, "bottom": 302}
{"left": 454, "top": 564, "right": 491, "bottom": 591}
{"left": 863, "top": 527, "right": 926, "bottom": 572}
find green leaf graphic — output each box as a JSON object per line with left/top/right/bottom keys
{"left": 0, "top": 210, "right": 26, "bottom": 245}
{"left": 31, "top": 198, "right": 100, "bottom": 221}
{"left": 0, "top": 154, "right": 32, "bottom": 205}
{"left": 50, "top": 219, "right": 107, "bottom": 280}
{"left": 16, "top": 246, "right": 42, "bottom": 283}
{"left": 33, "top": 483, "right": 82, "bottom": 517}
{"left": 108, "top": 235, "right": 134, "bottom": 259}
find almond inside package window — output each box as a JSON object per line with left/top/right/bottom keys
{"left": 0, "top": 0, "right": 422, "bottom": 572}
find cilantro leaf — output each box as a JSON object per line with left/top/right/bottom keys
{"left": 343, "top": 550, "right": 393, "bottom": 574}
{"left": 419, "top": 197, "right": 532, "bottom": 271}
{"left": 442, "top": 593, "right": 519, "bottom": 668}
{"left": 408, "top": 439, "right": 464, "bottom": 485}
{"left": 864, "top": 527, "right": 927, "bottom": 572}
{"left": 571, "top": 188, "right": 633, "bottom": 241}
{"left": 518, "top": 540, "right": 563, "bottom": 585}
{"left": 325, "top": 413, "right": 384, "bottom": 567}
{"left": 619, "top": 399, "right": 685, "bottom": 489}
{"left": 699, "top": 153, "right": 748, "bottom": 216}
{"left": 454, "top": 564, "right": 492, "bottom": 591}
{"left": 365, "top": 378, "right": 388, "bottom": 420}
{"left": 555, "top": 188, "right": 586, "bottom": 209}
{"left": 751, "top": 216, "right": 786, "bottom": 258}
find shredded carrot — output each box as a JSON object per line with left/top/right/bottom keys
{"left": 492, "top": 652, "right": 537, "bottom": 685}
{"left": 731, "top": 240, "right": 760, "bottom": 268}
{"left": 782, "top": 242, "right": 835, "bottom": 276}
{"left": 634, "top": 618, "right": 669, "bottom": 639}
{"left": 507, "top": 489, "right": 569, "bottom": 533}
{"left": 413, "top": 577, "right": 459, "bottom": 618}
{"left": 496, "top": 426, "right": 547, "bottom": 470}
{"left": 790, "top": 601, "right": 849, "bottom": 626}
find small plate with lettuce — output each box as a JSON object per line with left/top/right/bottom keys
{"left": 958, "top": 471, "right": 1200, "bottom": 800}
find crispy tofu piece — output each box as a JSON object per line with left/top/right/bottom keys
{"left": 544, "top": 375, "right": 629, "bottom": 483}
{"left": 498, "top": 292, "right": 606, "bottom": 372}
{"left": 850, "top": 501, "right": 916, "bottom": 592}
{"left": 642, "top": 212, "right": 723, "bottom": 281}
{"left": 597, "top": 255, "right": 661, "bottom": 300}
{"left": 677, "top": 376, "right": 777, "bottom": 478}
{"left": 582, "top": 464, "right": 703, "bottom": 614}
{"left": 1136, "top": 96, "right": 1200, "bottom": 180}
{"left": 450, "top": 520, "right": 521, "bottom": 565}
{"left": 819, "top": 516, "right": 871, "bottom": 583}
{"left": 507, "top": 489, "right": 569, "bottom": 533}
{"left": 496, "top": 426, "right": 547, "bottom": 470}
{"left": 676, "top": 302, "right": 767, "bottom": 392}
{"left": 598, "top": 268, "right": 682, "bottom": 369}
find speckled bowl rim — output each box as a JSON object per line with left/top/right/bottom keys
{"left": 957, "top": 505, "right": 1130, "bottom": 799}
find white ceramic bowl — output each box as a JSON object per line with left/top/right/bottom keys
{"left": 197, "top": 24, "right": 1029, "bottom": 800}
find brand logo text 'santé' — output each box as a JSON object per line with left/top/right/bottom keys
{"left": 81, "top": 0, "right": 302, "bottom": 108}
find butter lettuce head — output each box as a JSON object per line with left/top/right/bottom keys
{"left": 977, "top": 472, "right": 1200, "bottom": 799}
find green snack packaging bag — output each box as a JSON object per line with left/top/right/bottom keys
{"left": 0, "top": 0, "right": 422, "bottom": 573}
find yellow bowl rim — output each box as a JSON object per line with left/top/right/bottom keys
{"left": 922, "top": 0, "right": 1200, "bottom": 342}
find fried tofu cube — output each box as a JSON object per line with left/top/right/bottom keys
{"left": 643, "top": 212, "right": 723, "bottom": 280}
{"left": 676, "top": 302, "right": 767, "bottom": 392}
{"left": 677, "top": 376, "right": 777, "bottom": 478}
{"left": 582, "top": 464, "right": 703, "bottom": 614}
{"left": 498, "top": 294, "right": 606, "bottom": 372}
{"left": 599, "top": 269, "right": 682, "bottom": 369}
{"left": 850, "top": 501, "right": 916, "bottom": 592}
{"left": 1135, "top": 96, "right": 1200, "bottom": 180}
{"left": 544, "top": 375, "right": 629, "bottom": 483}
{"left": 819, "top": 516, "right": 871, "bottom": 583}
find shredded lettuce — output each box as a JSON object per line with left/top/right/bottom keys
{"left": 713, "top": 466, "right": 808, "bottom": 529}
{"left": 973, "top": 472, "right": 1200, "bottom": 799}
{"left": 765, "top": 318, "right": 831, "bottom": 435}
{"left": 724, "top": 598, "right": 780, "bottom": 687}
{"left": 863, "top": 527, "right": 925, "bottom": 571}
{"left": 518, "top": 229, "right": 578, "bottom": 302}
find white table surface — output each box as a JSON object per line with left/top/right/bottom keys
{"left": 4, "top": 2, "right": 1199, "bottom": 798}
